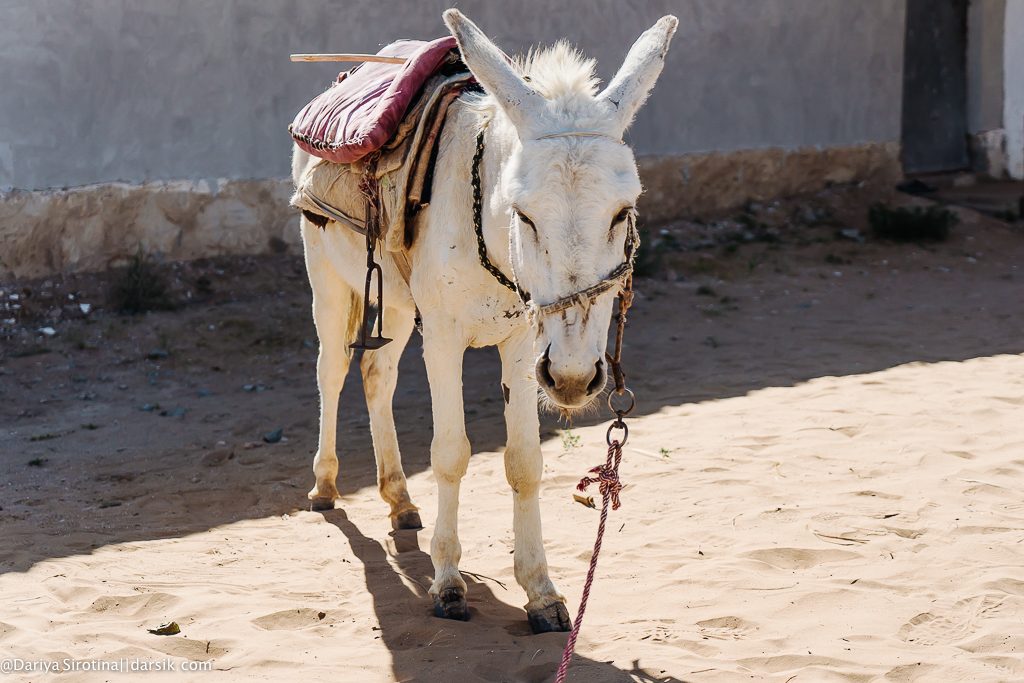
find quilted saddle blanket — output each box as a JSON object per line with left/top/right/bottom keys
{"left": 289, "top": 37, "right": 459, "bottom": 164}
{"left": 289, "top": 37, "right": 475, "bottom": 265}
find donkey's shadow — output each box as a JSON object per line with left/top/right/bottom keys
{"left": 322, "top": 510, "right": 687, "bottom": 683}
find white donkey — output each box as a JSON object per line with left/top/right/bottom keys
{"left": 295, "top": 9, "right": 676, "bottom": 632}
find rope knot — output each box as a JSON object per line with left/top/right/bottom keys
{"left": 576, "top": 446, "right": 624, "bottom": 510}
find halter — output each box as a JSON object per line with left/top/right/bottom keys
{"left": 535, "top": 131, "right": 624, "bottom": 144}
{"left": 471, "top": 129, "right": 639, "bottom": 322}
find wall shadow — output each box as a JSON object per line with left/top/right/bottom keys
{"left": 3, "top": 254, "right": 1024, "bottom": 578}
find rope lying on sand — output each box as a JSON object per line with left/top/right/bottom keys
{"left": 555, "top": 436, "right": 625, "bottom": 683}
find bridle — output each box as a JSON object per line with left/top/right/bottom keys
{"left": 470, "top": 128, "right": 639, "bottom": 324}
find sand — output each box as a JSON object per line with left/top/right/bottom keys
{"left": 2, "top": 194, "right": 1024, "bottom": 682}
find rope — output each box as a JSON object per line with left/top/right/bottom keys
{"left": 555, "top": 436, "right": 625, "bottom": 683}
{"left": 471, "top": 129, "right": 527, "bottom": 300}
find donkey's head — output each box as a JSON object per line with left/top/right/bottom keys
{"left": 444, "top": 10, "right": 677, "bottom": 411}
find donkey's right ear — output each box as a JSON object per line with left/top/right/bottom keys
{"left": 443, "top": 9, "right": 543, "bottom": 129}
{"left": 597, "top": 15, "right": 678, "bottom": 134}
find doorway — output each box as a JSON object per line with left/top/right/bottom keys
{"left": 901, "top": 0, "right": 969, "bottom": 173}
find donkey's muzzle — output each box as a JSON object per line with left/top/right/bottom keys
{"left": 536, "top": 346, "right": 606, "bottom": 409}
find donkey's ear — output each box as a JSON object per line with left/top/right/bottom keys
{"left": 598, "top": 15, "right": 678, "bottom": 133}
{"left": 443, "top": 9, "right": 543, "bottom": 129}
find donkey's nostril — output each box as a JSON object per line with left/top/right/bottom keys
{"left": 536, "top": 346, "right": 556, "bottom": 389}
{"left": 586, "top": 358, "right": 606, "bottom": 396}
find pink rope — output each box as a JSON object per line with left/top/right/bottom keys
{"left": 554, "top": 439, "right": 624, "bottom": 683}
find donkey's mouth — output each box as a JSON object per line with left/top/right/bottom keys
{"left": 537, "top": 384, "right": 605, "bottom": 419}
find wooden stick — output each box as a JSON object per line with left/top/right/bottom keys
{"left": 290, "top": 53, "right": 407, "bottom": 64}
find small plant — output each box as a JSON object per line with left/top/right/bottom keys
{"left": 659, "top": 447, "right": 673, "bottom": 458}
{"left": 29, "top": 432, "right": 60, "bottom": 442}
{"left": 110, "top": 251, "right": 176, "bottom": 314}
{"left": 560, "top": 429, "right": 581, "bottom": 452}
{"left": 868, "top": 203, "right": 957, "bottom": 242}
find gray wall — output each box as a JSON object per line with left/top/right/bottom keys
{"left": 0, "top": 0, "right": 906, "bottom": 191}
{"left": 967, "top": 0, "right": 1006, "bottom": 133}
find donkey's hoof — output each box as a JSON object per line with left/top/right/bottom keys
{"left": 309, "top": 497, "right": 337, "bottom": 512}
{"left": 528, "top": 602, "right": 571, "bottom": 634}
{"left": 392, "top": 509, "right": 423, "bottom": 530}
{"left": 432, "top": 587, "right": 470, "bottom": 621}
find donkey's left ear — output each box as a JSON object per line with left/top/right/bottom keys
{"left": 597, "top": 15, "right": 678, "bottom": 133}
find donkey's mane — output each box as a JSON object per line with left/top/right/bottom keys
{"left": 513, "top": 41, "right": 599, "bottom": 101}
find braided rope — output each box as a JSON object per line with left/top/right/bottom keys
{"left": 555, "top": 438, "right": 625, "bottom": 683}
{"left": 471, "top": 130, "right": 526, "bottom": 299}
{"left": 527, "top": 260, "right": 632, "bottom": 322}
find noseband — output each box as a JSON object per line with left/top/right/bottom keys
{"left": 470, "top": 129, "right": 639, "bottom": 322}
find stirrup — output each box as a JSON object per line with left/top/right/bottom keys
{"left": 350, "top": 260, "right": 392, "bottom": 351}
{"left": 351, "top": 162, "right": 391, "bottom": 351}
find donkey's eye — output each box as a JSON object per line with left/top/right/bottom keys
{"left": 515, "top": 209, "right": 537, "bottom": 235}
{"left": 610, "top": 206, "right": 633, "bottom": 231}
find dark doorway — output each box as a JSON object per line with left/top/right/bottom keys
{"left": 901, "top": 0, "right": 969, "bottom": 173}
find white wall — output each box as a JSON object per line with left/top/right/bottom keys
{"left": 1006, "top": 0, "right": 1024, "bottom": 178}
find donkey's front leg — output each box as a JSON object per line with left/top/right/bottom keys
{"left": 499, "top": 332, "right": 571, "bottom": 633}
{"left": 422, "top": 321, "right": 472, "bottom": 621}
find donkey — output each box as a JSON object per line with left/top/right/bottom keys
{"left": 294, "top": 9, "right": 676, "bottom": 633}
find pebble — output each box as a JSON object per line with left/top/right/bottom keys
{"left": 38, "top": 326, "right": 56, "bottom": 336}
{"left": 140, "top": 403, "right": 160, "bottom": 412}
{"left": 263, "top": 428, "right": 284, "bottom": 444}
{"left": 147, "top": 349, "right": 169, "bottom": 360}
{"left": 201, "top": 448, "right": 233, "bottom": 467}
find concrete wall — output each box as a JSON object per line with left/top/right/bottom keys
{"left": 966, "top": 0, "right": 1008, "bottom": 176}
{"left": 1, "top": 0, "right": 906, "bottom": 190}
{"left": 0, "top": 0, "right": 908, "bottom": 277}
{"left": 1006, "top": 0, "right": 1024, "bottom": 179}
{"left": 967, "top": 0, "right": 1006, "bottom": 134}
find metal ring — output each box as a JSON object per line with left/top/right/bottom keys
{"left": 606, "top": 419, "right": 629, "bottom": 447}
{"left": 607, "top": 387, "right": 636, "bottom": 417}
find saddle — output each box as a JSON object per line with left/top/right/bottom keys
{"left": 289, "top": 38, "right": 474, "bottom": 348}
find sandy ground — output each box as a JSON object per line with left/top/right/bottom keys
{"left": 2, "top": 187, "right": 1024, "bottom": 682}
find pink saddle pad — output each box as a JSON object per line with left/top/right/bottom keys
{"left": 290, "top": 37, "right": 458, "bottom": 164}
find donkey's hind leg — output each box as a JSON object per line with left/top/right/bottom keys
{"left": 360, "top": 306, "right": 421, "bottom": 530}
{"left": 303, "top": 223, "right": 361, "bottom": 511}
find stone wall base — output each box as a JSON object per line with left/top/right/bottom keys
{"left": 2, "top": 142, "right": 904, "bottom": 279}
{"left": 0, "top": 179, "right": 299, "bottom": 280}
{"left": 637, "top": 141, "right": 903, "bottom": 224}
{"left": 968, "top": 129, "right": 1008, "bottom": 178}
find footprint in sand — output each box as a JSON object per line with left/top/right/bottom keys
{"left": 850, "top": 490, "right": 902, "bottom": 500}
{"left": 89, "top": 592, "right": 177, "bottom": 617}
{"left": 252, "top": 607, "right": 330, "bottom": 630}
{"left": 898, "top": 594, "right": 1005, "bottom": 646}
{"left": 742, "top": 547, "right": 859, "bottom": 570}
{"left": 696, "top": 615, "right": 756, "bottom": 640}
